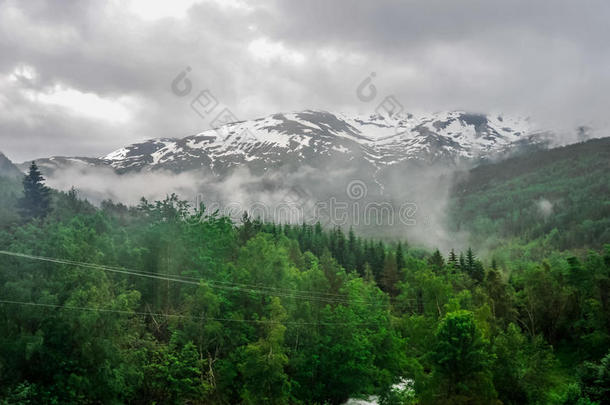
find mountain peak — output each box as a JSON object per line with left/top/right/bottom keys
{"left": 102, "top": 110, "right": 540, "bottom": 172}
{"left": 29, "top": 110, "right": 546, "bottom": 177}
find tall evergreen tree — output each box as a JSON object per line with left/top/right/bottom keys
{"left": 238, "top": 211, "right": 255, "bottom": 244}
{"left": 472, "top": 260, "right": 486, "bottom": 283}
{"left": 464, "top": 247, "right": 485, "bottom": 282}
{"left": 396, "top": 242, "right": 406, "bottom": 270}
{"left": 466, "top": 247, "right": 476, "bottom": 273}
{"left": 18, "top": 161, "right": 51, "bottom": 219}
{"left": 381, "top": 252, "right": 400, "bottom": 297}
{"left": 373, "top": 241, "right": 386, "bottom": 281}
{"left": 448, "top": 249, "right": 457, "bottom": 265}
{"left": 346, "top": 226, "right": 357, "bottom": 271}
{"left": 428, "top": 249, "right": 445, "bottom": 272}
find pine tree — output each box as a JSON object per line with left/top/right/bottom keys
{"left": 312, "top": 221, "right": 325, "bottom": 256}
{"left": 396, "top": 242, "right": 406, "bottom": 270}
{"left": 335, "top": 227, "right": 347, "bottom": 269}
{"left": 472, "top": 260, "right": 485, "bottom": 283}
{"left": 466, "top": 247, "right": 476, "bottom": 273}
{"left": 374, "top": 241, "right": 386, "bottom": 281}
{"left": 381, "top": 252, "right": 400, "bottom": 297}
{"left": 238, "top": 211, "right": 255, "bottom": 244}
{"left": 464, "top": 247, "right": 485, "bottom": 282}
{"left": 19, "top": 161, "right": 51, "bottom": 219}
{"left": 348, "top": 226, "right": 356, "bottom": 252}
{"left": 346, "top": 226, "right": 357, "bottom": 271}
{"left": 428, "top": 249, "right": 445, "bottom": 272}
{"left": 448, "top": 249, "right": 458, "bottom": 270}
{"left": 363, "top": 263, "right": 375, "bottom": 283}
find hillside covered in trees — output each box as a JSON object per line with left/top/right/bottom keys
{"left": 0, "top": 155, "right": 608, "bottom": 404}
{"left": 450, "top": 137, "right": 610, "bottom": 258}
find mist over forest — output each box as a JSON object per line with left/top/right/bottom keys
{"left": 1, "top": 1, "right": 609, "bottom": 404}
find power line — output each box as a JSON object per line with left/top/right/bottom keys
{"left": 9, "top": 252, "right": 347, "bottom": 299}
{"left": 0, "top": 250, "right": 394, "bottom": 305}
{"left": 0, "top": 298, "right": 377, "bottom": 327}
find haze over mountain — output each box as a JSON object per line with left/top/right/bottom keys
{"left": 7, "top": 108, "right": 591, "bottom": 250}
{"left": 2, "top": 2, "right": 609, "bottom": 404}
{"left": 0, "top": 152, "right": 22, "bottom": 179}
{"left": 21, "top": 110, "right": 545, "bottom": 176}
{"left": 3, "top": 1, "right": 609, "bottom": 164}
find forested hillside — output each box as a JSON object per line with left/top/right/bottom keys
{"left": 0, "top": 154, "right": 23, "bottom": 228}
{"left": 0, "top": 162, "right": 609, "bottom": 404}
{"left": 0, "top": 153, "right": 23, "bottom": 180}
{"left": 451, "top": 137, "right": 610, "bottom": 258}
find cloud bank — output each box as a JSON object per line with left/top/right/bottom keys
{"left": 0, "top": 0, "right": 609, "bottom": 161}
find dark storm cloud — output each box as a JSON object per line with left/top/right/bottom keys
{"left": 0, "top": 0, "right": 608, "bottom": 161}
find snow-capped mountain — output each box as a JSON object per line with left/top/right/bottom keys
{"left": 8, "top": 110, "right": 557, "bottom": 245}
{"left": 23, "top": 110, "right": 548, "bottom": 177}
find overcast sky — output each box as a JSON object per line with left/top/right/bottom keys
{"left": 1, "top": 0, "right": 608, "bottom": 161}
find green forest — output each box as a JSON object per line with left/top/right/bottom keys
{"left": 451, "top": 137, "right": 610, "bottom": 257}
{"left": 0, "top": 147, "right": 609, "bottom": 404}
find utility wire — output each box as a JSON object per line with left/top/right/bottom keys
{"left": 0, "top": 298, "right": 378, "bottom": 327}
{"left": 0, "top": 250, "right": 402, "bottom": 305}
{"left": 13, "top": 253, "right": 348, "bottom": 299}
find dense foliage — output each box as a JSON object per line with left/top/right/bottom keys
{"left": 451, "top": 137, "right": 610, "bottom": 257}
{"left": 18, "top": 162, "right": 51, "bottom": 220}
{"left": 0, "top": 159, "right": 609, "bottom": 404}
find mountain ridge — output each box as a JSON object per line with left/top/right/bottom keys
{"left": 450, "top": 137, "right": 610, "bottom": 253}
{"left": 0, "top": 152, "right": 24, "bottom": 179}
{"left": 16, "top": 110, "right": 550, "bottom": 176}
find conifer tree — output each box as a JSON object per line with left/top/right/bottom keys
{"left": 428, "top": 249, "right": 445, "bottom": 271}
{"left": 472, "top": 260, "right": 485, "bottom": 283}
{"left": 363, "top": 263, "right": 375, "bottom": 283}
{"left": 346, "top": 226, "right": 357, "bottom": 271}
{"left": 396, "top": 242, "right": 406, "bottom": 270}
{"left": 381, "top": 252, "right": 400, "bottom": 297}
{"left": 464, "top": 247, "right": 485, "bottom": 282}
{"left": 238, "top": 211, "right": 255, "bottom": 243}
{"left": 373, "top": 241, "right": 386, "bottom": 280}
{"left": 448, "top": 249, "right": 458, "bottom": 269}
{"left": 466, "top": 247, "right": 476, "bottom": 273}
{"left": 18, "top": 161, "right": 51, "bottom": 219}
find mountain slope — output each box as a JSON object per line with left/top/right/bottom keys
{"left": 9, "top": 110, "right": 560, "bottom": 250}
{"left": 0, "top": 152, "right": 23, "bottom": 227}
{"left": 0, "top": 152, "right": 23, "bottom": 179}
{"left": 20, "top": 110, "right": 546, "bottom": 176}
{"left": 450, "top": 137, "right": 610, "bottom": 252}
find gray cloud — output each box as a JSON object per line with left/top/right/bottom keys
{"left": 0, "top": 0, "right": 609, "bottom": 161}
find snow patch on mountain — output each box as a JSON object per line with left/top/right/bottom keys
{"left": 26, "top": 110, "right": 546, "bottom": 177}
